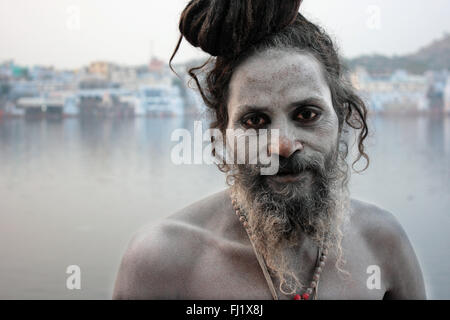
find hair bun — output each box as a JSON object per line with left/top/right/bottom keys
{"left": 178, "top": 0, "right": 302, "bottom": 57}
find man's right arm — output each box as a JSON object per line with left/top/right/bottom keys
{"left": 112, "top": 221, "right": 192, "bottom": 299}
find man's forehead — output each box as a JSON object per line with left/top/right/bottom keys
{"left": 229, "top": 49, "right": 330, "bottom": 106}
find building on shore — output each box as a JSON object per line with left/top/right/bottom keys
{"left": 444, "top": 75, "right": 450, "bottom": 114}
{"left": 1, "top": 58, "right": 190, "bottom": 118}
{"left": 350, "top": 67, "right": 430, "bottom": 114}
{"left": 15, "top": 92, "right": 78, "bottom": 117}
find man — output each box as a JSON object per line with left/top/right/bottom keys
{"left": 113, "top": 1, "right": 425, "bottom": 300}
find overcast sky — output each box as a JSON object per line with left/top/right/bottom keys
{"left": 1, "top": 0, "right": 449, "bottom": 69}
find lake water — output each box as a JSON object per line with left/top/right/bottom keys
{"left": 0, "top": 115, "right": 449, "bottom": 299}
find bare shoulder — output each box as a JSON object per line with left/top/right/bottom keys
{"left": 349, "top": 198, "right": 426, "bottom": 299}
{"left": 113, "top": 189, "right": 234, "bottom": 299}
{"left": 349, "top": 198, "right": 406, "bottom": 244}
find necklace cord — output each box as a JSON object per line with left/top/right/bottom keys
{"left": 243, "top": 227, "right": 279, "bottom": 300}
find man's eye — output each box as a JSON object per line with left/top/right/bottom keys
{"left": 243, "top": 115, "right": 267, "bottom": 128}
{"left": 296, "top": 109, "right": 319, "bottom": 122}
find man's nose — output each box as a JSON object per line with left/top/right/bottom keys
{"left": 268, "top": 134, "right": 304, "bottom": 158}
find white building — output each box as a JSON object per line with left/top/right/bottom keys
{"left": 136, "top": 84, "right": 184, "bottom": 116}
{"left": 444, "top": 75, "right": 450, "bottom": 114}
{"left": 350, "top": 68, "right": 429, "bottom": 113}
{"left": 15, "top": 92, "right": 79, "bottom": 117}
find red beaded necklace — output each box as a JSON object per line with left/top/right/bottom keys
{"left": 231, "top": 194, "right": 328, "bottom": 300}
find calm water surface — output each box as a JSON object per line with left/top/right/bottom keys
{"left": 0, "top": 115, "right": 449, "bottom": 299}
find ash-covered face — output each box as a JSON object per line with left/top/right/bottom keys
{"left": 227, "top": 49, "right": 341, "bottom": 199}
{"left": 226, "top": 49, "right": 349, "bottom": 294}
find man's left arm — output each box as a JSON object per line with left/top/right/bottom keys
{"left": 382, "top": 216, "right": 426, "bottom": 300}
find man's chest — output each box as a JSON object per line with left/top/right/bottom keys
{"left": 181, "top": 239, "right": 388, "bottom": 300}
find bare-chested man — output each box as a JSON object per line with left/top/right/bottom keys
{"left": 113, "top": 0, "right": 425, "bottom": 300}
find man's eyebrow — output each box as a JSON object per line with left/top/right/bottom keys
{"left": 288, "top": 97, "right": 328, "bottom": 108}
{"left": 233, "top": 105, "right": 272, "bottom": 116}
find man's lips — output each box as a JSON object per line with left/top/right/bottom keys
{"left": 267, "top": 170, "right": 310, "bottom": 183}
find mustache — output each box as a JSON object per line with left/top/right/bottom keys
{"left": 276, "top": 151, "right": 326, "bottom": 176}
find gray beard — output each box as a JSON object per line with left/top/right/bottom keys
{"left": 229, "top": 149, "right": 350, "bottom": 294}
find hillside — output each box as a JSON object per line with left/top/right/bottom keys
{"left": 346, "top": 33, "right": 450, "bottom": 75}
